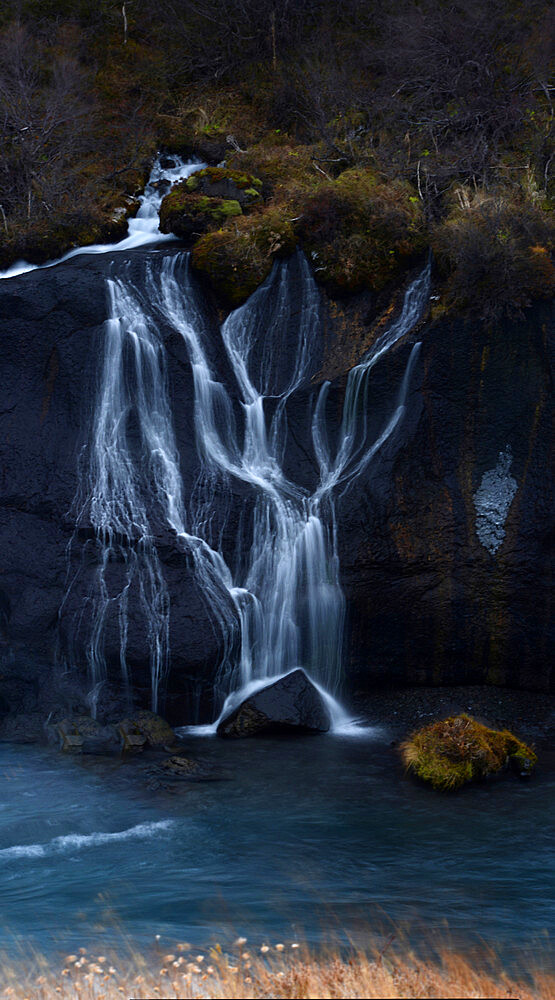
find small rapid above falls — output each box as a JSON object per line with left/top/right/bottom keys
{"left": 63, "top": 245, "right": 430, "bottom": 727}
{"left": 0, "top": 155, "right": 202, "bottom": 280}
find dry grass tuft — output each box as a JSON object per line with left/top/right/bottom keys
{"left": 0, "top": 938, "right": 552, "bottom": 999}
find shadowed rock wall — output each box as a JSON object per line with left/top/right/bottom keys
{"left": 0, "top": 251, "right": 552, "bottom": 730}
{"left": 335, "top": 303, "right": 553, "bottom": 693}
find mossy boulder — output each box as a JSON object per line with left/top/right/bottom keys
{"left": 184, "top": 166, "right": 262, "bottom": 207}
{"left": 191, "top": 206, "right": 297, "bottom": 307}
{"left": 53, "top": 716, "right": 119, "bottom": 754}
{"left": 119, "top": 709, "right": 176, "bottom": 748}
{"left": 159, "top": 184, "right": 243, "bottom": 239}
{"left": 297, "top": 169, "right": 425, "bottom": 296}
{"left": 401, "top": 714, "right": 537, "bottom": 791}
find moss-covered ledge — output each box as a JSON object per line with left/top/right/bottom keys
{"left": 185, "top": 166, "right": 263, "bottom": 205}
{"left": 187, "top": 157, "right": 426, "bottom": 308}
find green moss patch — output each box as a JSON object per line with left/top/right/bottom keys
{"left": 297, "top": 169, "right": 425, "bottom": 296}
{"left": 191, "top": 207, "right": 297, "bottom": 307}
{"left": 159, "top": 184, "right": 242, "bottom": 239}
{"left": 183, "top": 167, "right": 262, "bottom": 208}
{"left": 401, "top": 714, "right": 536, "bottom": 791}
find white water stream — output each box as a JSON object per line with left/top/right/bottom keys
{"left": 0, "top": 155, "right": 203, "bottom": 280}
{"left": 68, "top": 249, "right": 429, "bottom": 726}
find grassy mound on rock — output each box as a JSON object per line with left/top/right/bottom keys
{"left": 298, "top": 168, "right": 425, "bottom": 295}
{"left": 191, "top": 207, "right": 297, "bottom": 307}
{"left": 432, "top": 193, "right": 554, "bottom": 322}
{"left": 401, "top": 714, "right": 536, "bottom": 790}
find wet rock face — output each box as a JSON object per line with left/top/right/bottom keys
{"left": 335, "top": 300, "right": 553, "bottom": 692}
{"left": 0, "top": 250, "right": 227, "bottom": 722}
{"left": 0, "top": 249, "right": 552, "bottom": 728}
{"left": 217, "top": 669, "right": 331, "bottom": 737}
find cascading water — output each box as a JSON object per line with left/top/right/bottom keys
{"left": 155, "top": 254, "right": 430, "bottom": 728}
{"left": 62, "top": 270, "right": 185, "bottom": 715}
{"left": 151, "top": 254, "right": 348, "bottom": 724}
{"left": 64, "top": 245, "right": 429, "bottom": 727}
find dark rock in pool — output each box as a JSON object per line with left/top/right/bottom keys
{"left": 217, "top": 668, "right": 331, "bottom": 738}
{"left": 118, "top": 710, "right": 176, "bottom": 750}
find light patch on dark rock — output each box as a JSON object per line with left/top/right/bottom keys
{"left": 473, "top": 446, "right": 518, "bottom": 555}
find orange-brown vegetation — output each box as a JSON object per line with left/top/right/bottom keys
{"left": 0, "top": 938, "right": 552, "bottom": 999}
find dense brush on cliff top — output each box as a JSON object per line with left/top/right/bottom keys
{"left": 1, "top": 940, "right": 553, "bottom": 999}
{"left": 0, "top": 0, "right": 552, "bottom": 315}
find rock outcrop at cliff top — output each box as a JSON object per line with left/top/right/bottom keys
{"left": 159, "top": 166, "right": 262, "bottom": 241}
{"left": 216, "top": 669, "right": 331, "bottom": 737}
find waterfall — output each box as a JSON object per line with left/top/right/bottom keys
{"left": 150, "top": 253, "right": 429, "bottom": 723}
{"left": 63, "top": 269, "right": 187, "bottom": 715}
{"left": 64, "top": 242, "right": 430, "bottom": 724}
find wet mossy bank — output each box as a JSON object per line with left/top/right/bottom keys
{"left": 157, "top": 151, "right": 553, "bottom": 318}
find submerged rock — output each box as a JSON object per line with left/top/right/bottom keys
{"left": 217, "top": 668, "right": 331, "bottom": 738}
{"left": 148, "top": 754, "right": 226, "bottom": 786}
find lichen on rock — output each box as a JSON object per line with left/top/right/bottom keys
{"left": 473, "top": 446, "right": 518, "bottom": 555}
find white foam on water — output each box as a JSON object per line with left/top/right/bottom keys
{"left": 0, "top": 820, "right": 173, "bottom": 862}
{"left": 0, "top": 843, "right": 47, "bottom": 859}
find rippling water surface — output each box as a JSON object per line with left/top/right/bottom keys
{"left": 0, "top": 733, "right": 553, "bottom": 964}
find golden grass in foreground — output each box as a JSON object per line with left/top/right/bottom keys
{"left": 1, "top": 939, "right": 553, "bottom": 1000}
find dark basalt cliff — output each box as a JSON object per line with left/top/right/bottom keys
{"left": 0, "top": 249, "right": 552, "bottom": 731}
{"left": 335, "top": 302, "right": 553, "bottom": 693}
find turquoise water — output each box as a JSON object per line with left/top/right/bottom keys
{"left": 0, "top": 732, "right": 553, "bottom": 965}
